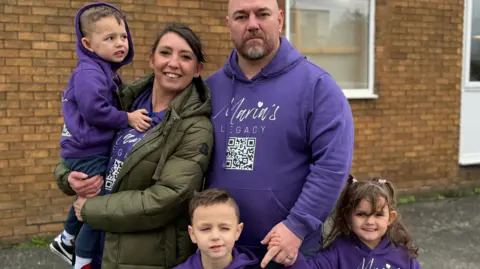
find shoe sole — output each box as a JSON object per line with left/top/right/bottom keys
{"left": 49, "top": 243, "right": 73, "bottom": 265}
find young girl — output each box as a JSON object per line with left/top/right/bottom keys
{"left": 266, "top": 176, "right": 421, "bottom": 269}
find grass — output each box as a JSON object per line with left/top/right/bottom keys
{"left": 397, "top": 186, "right": 480, "bottom": 205}
{"left": 12, "top": 236, "right": 50, "bottom": 249}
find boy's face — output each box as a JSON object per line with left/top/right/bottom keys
{"left": 188, "top": 203, "right": 243, "bottom": 261}
{"left": 82, "top": 16, "right": 129, "bottom": 63}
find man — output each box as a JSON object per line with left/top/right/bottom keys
{"left": 205, "top": 0, "right": 354, "bottom": 268}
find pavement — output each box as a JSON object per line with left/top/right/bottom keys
{"left": 0, "top": 195, "right": 479, "bottom": 269}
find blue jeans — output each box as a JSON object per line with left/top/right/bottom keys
{"left": 64, "top": 156, "right": 108, "bottom": 259}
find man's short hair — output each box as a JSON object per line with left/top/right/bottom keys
{"left": 79, "top": 5, "right": 124, "bottom": 37}
{"left": 189, "top": 188, "right": 240, "bottom": 222}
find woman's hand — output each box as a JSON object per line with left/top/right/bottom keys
{"left": 74, "top": 196, "right": 87, "bottom": 222}
{"left": 68, "top": 171, "right": 104, "bottom": 198}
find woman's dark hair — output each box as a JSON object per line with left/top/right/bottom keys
{"left": 324, "top": 175, "right": 419, "bottom": 258}
{"left": 151, "top": 23, "right": 206, "bottom": 63}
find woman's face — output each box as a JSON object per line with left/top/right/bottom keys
{"left": 149, "top": 32, "right": 203, "bottom": 93}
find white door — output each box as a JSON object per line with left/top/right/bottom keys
{"left": 460, "top": 0, "right": 480, "bottom": 165}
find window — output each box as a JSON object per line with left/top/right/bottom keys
{"left": 464, "top": 0, "right": 480, "bottom": 87}
{"left": 286, "top": 0, "right": 376, "bottom": 99}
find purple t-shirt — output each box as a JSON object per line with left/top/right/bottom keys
{"left": 93, "top": 88, "right": 165, "bottom": 267}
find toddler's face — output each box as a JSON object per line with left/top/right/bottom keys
{"left": 188, "top": 203, "right": 243, "bottom": 261}
{"left": 82, "top": 16, "right": 129, "bottom": 63}
{"left": 350, "top": 197, "right": 396, "bottom": 249}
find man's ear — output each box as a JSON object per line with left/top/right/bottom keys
{"left": 278, "top": 9, "right": 284, "bottom": 33}
{"left": 188, "top": 225, "right": 197, "bottom": 244}
{"left": 81, "top": 37, "right": 94, "bottom": 52}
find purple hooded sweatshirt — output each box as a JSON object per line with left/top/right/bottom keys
{"left": 288, "top": 236, "right": 422, "bottom": 269}
{"left": 60, "top": 2, "right": 134, "bottom": 158}
{"left": 205, "top": 36, "right": 354, "bottom": 259}
{"left": 174, "top": 247, "right": 258, "bottom": 269}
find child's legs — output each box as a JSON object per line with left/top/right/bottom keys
{"left": 64, "top": 205, "right": 82, "bottom": 236}
{"left": 64, "top": 155, "right": 109, "bottom": 179}
{"left": 63, "top": 156, "right": 109, "bottom": 239}
{"left": 75, "top": 223, "right": 100, "bottom": 259}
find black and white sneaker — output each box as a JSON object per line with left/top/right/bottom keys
{"left": 49, "top": 234, "right": 74, "bottom": 265}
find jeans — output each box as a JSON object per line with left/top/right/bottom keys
{"left": 64, "top": 156, "right": 108, "bottom": 259}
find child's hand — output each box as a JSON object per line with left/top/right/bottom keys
{"left": 267, "top": 232, "right": 282, "bottom": 250}
{"left": 127, "top": 109, "right": 152, "bottom": 132}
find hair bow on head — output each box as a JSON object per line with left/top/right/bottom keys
{"left": 377, "top": 179, "right": 386, "bottom": 184}
{"left": 352, "top": 178, "right": 358, "bottom": 184}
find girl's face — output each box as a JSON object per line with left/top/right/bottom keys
{"left": 350, "top": 197, "right": 397, "bottom": 250}
{"left": 149, "top": 32, "right": 203, "bottom": 93}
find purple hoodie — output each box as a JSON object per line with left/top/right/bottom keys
{"left": 205, "top": 36, "right": 354, "bottom": 258}
{"left": 174, "top": 247, "right": 258, "bottom": 269}
{"left": 60, "top": 2, "right": 134, "bottom": 158}
{"left": 288, "top": 236, "right": 422, "bottom": 269}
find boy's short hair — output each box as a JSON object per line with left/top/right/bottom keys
{"left": 189, "top": 188, "right": 240, "bottom": 223}
{"left": 79, "top": 5, "right": 124, "bottom": 37}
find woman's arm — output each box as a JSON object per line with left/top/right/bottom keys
{"left": 81, "top": 118, "right": 214, "bottom": 233}
{"left": 54, "top": 158, "right": 105, "bottom": 197}
{"left": 54, "top": 158, "right": 75, "bottom": 196}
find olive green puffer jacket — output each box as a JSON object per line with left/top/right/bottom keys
{"left": 55, "top": 73, "right": 214, "bottom": 269}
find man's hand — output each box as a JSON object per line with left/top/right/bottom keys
{"left": 260, "top": 222, "right": 302, "bottom": 268}
{"left": 127, "top": 109, "right": 152, "bottom": 132}
{"left": 73, "top": 196, "right": 87, "bottom": 222}
{"left": 68, "top": 172, "right": 103, "bottom": 198}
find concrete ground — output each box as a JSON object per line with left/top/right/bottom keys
{"left": 0, "top": 195, "right": 479, "bottom": 269}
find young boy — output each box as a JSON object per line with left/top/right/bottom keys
{"left": 175, "top": 188, "right": 258, "bottom": 269}
{"left": 50, "top": 3, "right": 150, "bottom": 269}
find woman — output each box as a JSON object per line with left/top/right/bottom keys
{"left": 54, "top": 23, "right": 213, "bottom": 269}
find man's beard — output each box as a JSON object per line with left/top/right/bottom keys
{"left": 236, "top": 30, "right": 273, "bottom": 61}
{"left": 240, "top": 39, "right": 266, "bottom": 60}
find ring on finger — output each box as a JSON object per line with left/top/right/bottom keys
{"left": 286, "top": 255, "right": 294, "bottom": 261}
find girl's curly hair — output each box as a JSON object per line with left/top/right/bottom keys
{"left": 324, "top": 175, "right": 419, "bottom": 258}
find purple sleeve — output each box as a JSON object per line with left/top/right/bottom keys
{"left": 283, "top": 74, "right": 354, "bottom": 240}
{"left": 286, "top": 247, "right": 338, "bottom": 269}
{"left": 73, "top": 69, "right": 128, "bottom": 129}
{"left": 411, "top": 259, "right": 422, "bottom": 269}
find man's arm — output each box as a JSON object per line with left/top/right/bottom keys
{"left": 73, "top": 69, "right": 129, "bottom": 130}
{"left": 283, "top": 73, "right": 354, "bottom": 240}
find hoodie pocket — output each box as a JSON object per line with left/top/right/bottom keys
{"left": 227, "top": 188, "right": 290, "bottom": 249}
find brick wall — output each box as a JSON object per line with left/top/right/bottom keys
{"left": 0, "top": 0, "right": 232, "bottom": 246}
{"left": 0, "top": 0, "right": 474, "bottom": 245}
{"left": 350, "top": 0, "right": 465, "bottom": 193}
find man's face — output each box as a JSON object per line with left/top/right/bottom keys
{"left": 226, "top": 0, "right": 284, "bottom": 61}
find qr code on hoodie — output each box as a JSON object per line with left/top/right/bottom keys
{"left": 226, "top": 137, "right": 256, "bottom": 171}
{"left": 105, "top": 159, "right": 123, "bottom": 191}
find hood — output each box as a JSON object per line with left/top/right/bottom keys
{"left": 74, "top": 2, "right": 134, "bottom": 70}
{"left": 175, "top": 246, "right": 258, "bottom": 269}
{"left": 121, "top": 73, "right": 211, "bottom": 119}
{"left": 225, "top": 246, "right": 258, "bottom": 269}
{"left": 222, "top": 36, "right": 304, "bottom": 82}
{"left": 352, "top": 235, "right": 392, "bottom": 256}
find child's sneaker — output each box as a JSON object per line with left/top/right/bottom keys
{"left": 49, "top": 233, "right": 74, "bottom": 265}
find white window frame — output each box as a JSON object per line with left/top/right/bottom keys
{"left": 462, "top": 0, "right": 480, "bottom": 92}
{"left": 459, "top": 0, "right": 480, "bottom": 165}
{"left": 285, "top": 0, "right": 378, "bottom": 99}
